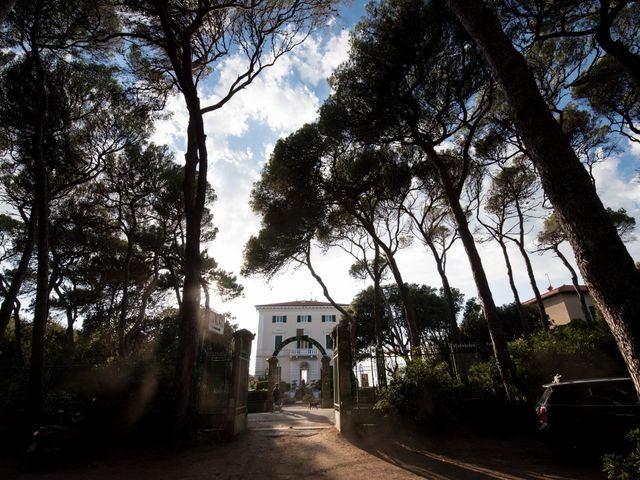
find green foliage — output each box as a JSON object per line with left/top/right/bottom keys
{"left": 510, "top": 321, "right": 625, "bottom": 400}
{"left": 467, "top": 358, "right": 501, "bottom": 394}
{"left": 606, "top": 207, "right": 636, "bottom": 241}
{"left": 254, "top": 381, "right": 269, "bottom": 391}
{"left": 463, "top": 320, "right": 625, "bottom": 402}
{"left": 351, "top": 283, "right": 462, "bottom": 357}
{"left": 603, "top": 429, "right": 640, "bottom": 480}
{"left": 375, "top": 356, "right": 532, "bottom": 432}
{"left": 374, "top": 359, "right": 460, "bottom": 427}
{"left": 460, "top": 299, "right": 540, "bottom": 344}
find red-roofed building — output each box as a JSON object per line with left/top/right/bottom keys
{"left": 523, "top": 285, "right": 596, "bottom": 327}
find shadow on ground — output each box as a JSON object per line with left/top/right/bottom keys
{"left": 1, "top": 406, "right": 606, "bottom": 479}
{"left": 347, "top": 422, "right": 605, "bottom": 480}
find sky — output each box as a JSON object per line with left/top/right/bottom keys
{"left": 150, "top": 1, "right": 640, "bottom": 370}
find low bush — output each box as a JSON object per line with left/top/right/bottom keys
{"left": 603, "top": 429, "right": 640, "bottom": 479}
{"left": 374, "top": 359, "right": 465, "bottom": 430}
{"left": 510, "top": 321, "right": 626, "bottom": 402}
{"left": 374, "top": 358, "right": 537, "bottom": 433}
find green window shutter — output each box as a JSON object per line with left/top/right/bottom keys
{"left": 272, "top": 316, "right": 275, "bottom": 323}
{"left": 275, "top": 335, "right": 282, "bottom": 349}
{"left": 297, "top": 315, "right": 301, "bottom": 323}
{"left": 283, "top": 315, "right": 287, "bottom": 323}
{"left": 325, "top": 334, "right": 332, "bottom": 349}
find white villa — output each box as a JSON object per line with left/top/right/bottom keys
{"left": 254, "top": 300, "right": 346, "bottom": 387}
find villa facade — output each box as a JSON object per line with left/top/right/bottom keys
{"left": 254, "top": 300, "right": 346, "bottom": 387}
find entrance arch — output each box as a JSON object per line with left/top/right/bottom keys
{"left": 272, "top": 334, "right": 327, "bottom": 357}
{"left": 267, "top": 334, "right": 332, "bottom": 409}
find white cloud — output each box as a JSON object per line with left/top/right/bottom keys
{"left": 594, "top": 155, "right": 640, "bottom": 212}
{"left": 149, "top": 94, "right": 189, "bottom": 151}
{"left": 292, "top": 30, "right": 351, "bottom": 85}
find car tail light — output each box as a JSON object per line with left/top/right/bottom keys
{"left": 537, "top": 405, "right": 547, "bottom": 428}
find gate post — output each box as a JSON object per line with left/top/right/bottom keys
{"left": 226, "top": 329, "right": 254, "bottom": 436}
{"left": 321, "top": 355, "right": 331, "bottom": 408}
{"left": 266, "top": 356, "right": 279, "bottom": 411}
{"left": 333, "top": 322, "right": 353, "bottom": 433}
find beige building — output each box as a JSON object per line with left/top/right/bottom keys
{"left": 524, "top": 285, "right": 595, "bottom": 326}
{"left": 254, "top": 300, "right": 346, "bottom": 386}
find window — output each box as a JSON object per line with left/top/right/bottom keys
{"left": 297, "top": 315, "right": 311, "bottom": 323}
{"left": 361, "top": 373, "right": 369, "bottom": 388}
{"left": 296, "top": 329, "right": 309, "bottom": 348}
{"left": 275, "top": 335, "right": 283, "bottom": 349}
{"left": 321, "top": 314, "right": 336, "bottom": 323}
{"left": 272, "top": 315, "right": 287, "bottom": 323}
{"left": 325, "top": 334, "right": 332, "bottom": 349}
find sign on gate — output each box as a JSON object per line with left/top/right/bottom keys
{"left": 207, "top": 311, "right": 226, "bottom": 335}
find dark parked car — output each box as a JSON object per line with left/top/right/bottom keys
{"left": 535, "top": 377, "right": 640, "bottom": 452}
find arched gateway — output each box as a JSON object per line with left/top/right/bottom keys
{"left": 267, "top": 334, "right": 332, "bottom": 409}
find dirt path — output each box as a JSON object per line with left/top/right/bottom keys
{"left": 3, "top": 405, "right": 606, "bottom": 479}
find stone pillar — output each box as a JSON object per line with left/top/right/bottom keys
{"left": 333, "top": 323, "right": 353, "bottom": 433}
{"left": 226, "top": 329, "right": 254, "bottom": 436}
{"left": 266, "top": 356, "right": 279, "bottom": 412}
{"left": 321, "top": 355, "right": 332, "bottom": 408}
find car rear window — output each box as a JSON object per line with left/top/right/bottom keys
{"left": 548, "top": 380, "right": 638, "bottom": 406}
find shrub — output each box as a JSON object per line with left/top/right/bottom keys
{"left": 467, "top": 358, "right": 500, "bottom": 394}
{"left": 255, "top": 380, "right": 269, "bottom": 391}
{"left": 509, "top": 321, "right": 626, "bottom": 403}
{"left": 374, "top": 359, "right": 462, "bottom": 429}
{"left": 603, "top": 429, "right": 640, "bottom": 479}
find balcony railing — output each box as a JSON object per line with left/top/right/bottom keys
{"left": 289, "top": 348, "right": 319, "bottom": 358}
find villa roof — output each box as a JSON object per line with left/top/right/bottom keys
{"left": 523, "top": 284, "right": 589, "bottom": 304}
{"left": 255, "top": 300, "right": 347, "bottom": 308}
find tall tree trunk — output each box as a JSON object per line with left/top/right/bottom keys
{"left": 174, "top": 91, "right": 207, "bottom": 444}
{"left": 553, "top": 245, "right": 595, "bottom": 328}
{"left": 53, "top": 283, "right": 76, "bottom": 361}
{"left": 153, "top": 0, "right": 208, "bottom": 442}
{"left": 304, "top": 247, "right": 354, "bottom": 324}
{"left": 497, "top": 239, "right": 530, "bottom": 336}
{"left": 118, "top": 229, "right": 135, "bottom": 358}
{"left": 166, "top": 258, "right": 182, "bottom": 308}
{"left": 513, "top": 200, "right": 548, "bottom": 330}
{"left": 424, "top": 144, "right": 515, "bottom": 399}
{"left": 29, "top": 42, "right": 50, "bottom": 420}
{"left": 13, "top": 301, "right": 22, "bottom": 364}
{"left": 0, "top": 205, "right": 37, "bottom": 343}
{"left": 372, "top": 244, "right": 386, "bottom": 387}
{"left": 425, "top": 239, "right": 460, "bottom": 342}
{"left": 448, "top": 0, "right": 640, "bottom": 396}
{"left": 385, "top": 255, "right": 420, "bottom": 353}
{"left": 354, "top": 216, "right": 420, "bottom": 353}
{"left": 512, "top": 237, "right": 549, "bottom": 330}
{"left": 126, "top": 261, "right": 159, "bottom": 348}
{"left": 347, "top": 204, "right": 420, "bottom": 352}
